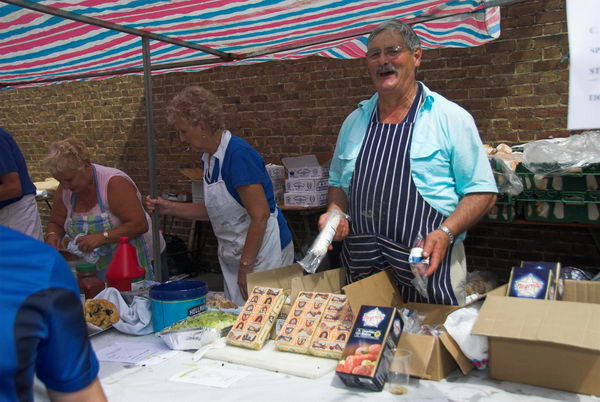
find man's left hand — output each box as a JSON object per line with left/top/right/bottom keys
{"left": 422, "top": 230, "right": 451, "bottom": 276}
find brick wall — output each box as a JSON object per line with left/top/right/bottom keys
{"left": 1, "top": 0, "right": 598, "bottom": 276}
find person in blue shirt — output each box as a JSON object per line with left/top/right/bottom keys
{"left": 320, "top": 20, "right": 497, "bottom": 305}
{"left": 0, "top": 128, "right": 43, "bottom": 240}
{"left": 0, "top": 225, "right": 106, "bottom": 402}
{"left": 146, "top": 86, "right": 294, "bottom": 306}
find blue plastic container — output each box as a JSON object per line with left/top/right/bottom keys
{"left": 149, "top": 280, "right": 208, "bottom": 332}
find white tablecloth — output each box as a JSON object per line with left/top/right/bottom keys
{"left": 34, "top": 329, "right": 599, "bottom": 402}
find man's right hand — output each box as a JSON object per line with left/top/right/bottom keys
{"left": 318, "top": 210, "right": 349, "bottom": 247}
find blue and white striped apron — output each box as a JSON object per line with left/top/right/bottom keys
{"left": 341, "top": 84, "right": 458, "bottom": 305}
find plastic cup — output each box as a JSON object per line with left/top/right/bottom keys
{"left": 386, "top": 348, "right": 412, "bottom": 395}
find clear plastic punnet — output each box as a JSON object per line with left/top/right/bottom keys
{"left": 298, "top": 209, "right": 349, "bottom": 273}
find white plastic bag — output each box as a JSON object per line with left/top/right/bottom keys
{"left": 523, "top": 131, "right": 600, "bottom": 175}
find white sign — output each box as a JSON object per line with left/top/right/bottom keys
{"left": 96, "top": 342, "right": 178, "bottom": 366}
{"left": 567, "top": 0, "right": 600, "bottom": 130}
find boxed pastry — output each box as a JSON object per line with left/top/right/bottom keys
{"left": 226, "top": 286, "right": 285, "bottom": 350}
{"left": 335, "top": 305, "right": 403, "bottom": 392}
{"left": 275, "top": 291, "right": 331, "bottom": 354}
{"left": 308, "top": 294, "right": 354, "bottom": 359}
{"left": 506, "top": 265, "right": 553, "bottom": 300}
{"left": 274, "top": 291, "right": 354, "bottom": 359}
{"left": 520, "top": 261, "right": 562, "bottom": 300}
{"left": 246, "top": 264, "right": 346, "bottom": 340}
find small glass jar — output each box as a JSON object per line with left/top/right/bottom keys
{"left": 76, "top": 263, "right": 106, "bottom": 300}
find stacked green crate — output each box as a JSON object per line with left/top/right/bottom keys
{"left": 516, "top": 163, "right": 600, "bottom": 192}
{"left": 516, "top": 164, "right": 600, "bottom": 224}
{"left": 483, "top": 158, "right": 518, "bottom": 222}
{"left": 484, "top": 193, "right": 517, "bottom": 223}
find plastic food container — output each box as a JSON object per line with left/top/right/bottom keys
{"left": 149, "top": 280, "right": 208, "bottom": 332}
{"left": 157, "top": 310, "right": 238, "bottom": 350}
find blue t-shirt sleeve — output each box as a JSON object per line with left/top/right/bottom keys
{"left": 35, "top": 256, "right": 99, "bottom": 393}
{"left": 228, "top": 148, "right": 268, "bottom": 189}
{"left": 0, "top": 131, "right": 18, "bottom": 174}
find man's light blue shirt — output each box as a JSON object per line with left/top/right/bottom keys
{"left": 329, "top": 82, "right": 497, "bottom": 220}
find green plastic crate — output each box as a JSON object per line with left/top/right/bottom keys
{"left": 484, "top": 193, "right": 517, "bottom": 223}
{"left": 516, "top": 163, "right": 600, "bottom": 192}
{"left": 517, "top": 190, "right": 600, "bottom": 224}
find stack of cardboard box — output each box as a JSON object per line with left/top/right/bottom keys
{"left": 281, "top": 155, "right": 330, "bottom": 207}
{"left": 266, "top": 164, "right": 285, "bottom": 205}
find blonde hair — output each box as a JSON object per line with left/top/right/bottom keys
{"left": 165, "top": 86, "right": 225, "bottom": 135}
{"left": 44, "top": 138, "right": 91, "bottom": 175}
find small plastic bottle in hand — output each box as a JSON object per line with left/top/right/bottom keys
{"left": 409, "top": 233, "right": 429, "bottom": 298}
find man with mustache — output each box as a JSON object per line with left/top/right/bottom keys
{"left": 319, "top": 20, "right": 497, "bottom": 305}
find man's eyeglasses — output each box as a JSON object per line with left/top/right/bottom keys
{"left": 365, "top": 45, "right": 404, "bottom": 60}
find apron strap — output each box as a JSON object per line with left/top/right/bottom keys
{"left": 70, "top": 164, "right": 107, "bottom": 216}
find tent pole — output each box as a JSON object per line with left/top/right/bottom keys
{"left": 142, "top": 37, "right": 163, "bottom": 282}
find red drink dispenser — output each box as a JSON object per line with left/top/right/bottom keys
{"left": 106, "top": 236, "right": 145, "bottom": 291}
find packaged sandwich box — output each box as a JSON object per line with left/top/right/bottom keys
{"left": 274, "top": 291, "right": 354, "bottom": 359}
{"left": 335, "top": 305, "right": 403, "bottom": 392}
{"left": 227, "top": 286, "right": 285, "bottom": 350}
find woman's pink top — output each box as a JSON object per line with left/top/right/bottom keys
{"left": 62, "top": 163, "right": 165, "bottom": 254}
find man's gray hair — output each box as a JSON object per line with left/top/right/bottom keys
{"left": 368, "top": 20, "right": 421, "bottom": 52}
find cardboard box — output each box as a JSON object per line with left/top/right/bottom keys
{"left": 271, "top": 179, "right": 285, "bottom": 193}
{"left": 342, "top": 270, "right": 476, "bottom": 381}
{"left": 247, "top": 264, "right": 346, "bottom": 339}
{"left": 285, "top": 178, "right": 328, "bottom": 193}
{"left": 282, "top": 154, "right": 329, "bottom": 179}
{"left": 472, "top": 281, "right": 600, "bottom": 395}
{"left": 284, "top": 190, "right": 327, "bottom": 207}
{"left": 266, "top": 164, "right": 286, "bottom": 180}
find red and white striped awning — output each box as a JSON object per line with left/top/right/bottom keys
{"left": 0, "top": 0, "right": 501, "bottom": 89}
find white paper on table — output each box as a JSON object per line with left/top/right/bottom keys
{"left": 96, "top": 342, "right": 180, "bottom": 366}
{"left": 566, "top": 0, "right": 600, "bottom": 130}
{"left": 169, "top": 365, "right": 250, "bottom": 388}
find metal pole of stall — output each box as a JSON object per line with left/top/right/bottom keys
{"left": 142, "top": 36, "right": 163, "bottom": 282}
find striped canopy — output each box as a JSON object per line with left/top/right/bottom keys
{"left": 0, "top": 0, "right": 501, "bottom": 89}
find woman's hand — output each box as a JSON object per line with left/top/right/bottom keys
{"left": 238, "top": 264, "right": 253, "bottom": 301}
{"left": 45, "top": 232, "right": 61, "bottom": 249}
{"left": 145, "top": 195, "right": 170, "bottom": 215}
{"left": 75, "top": 233, "right": 106, "bottom": 253}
